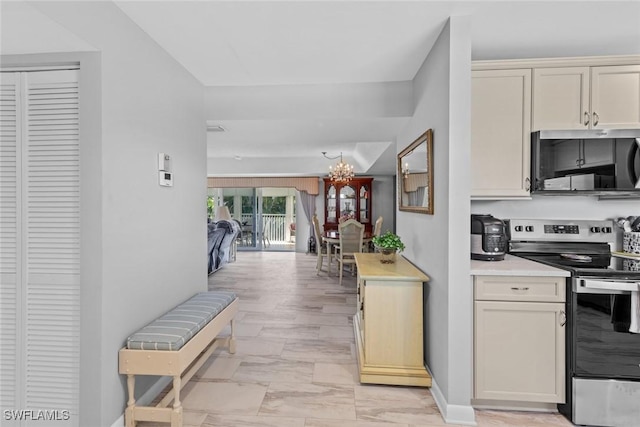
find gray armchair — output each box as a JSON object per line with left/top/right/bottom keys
{"left": 207, "top": 220, "right": 239, "bottom": 274}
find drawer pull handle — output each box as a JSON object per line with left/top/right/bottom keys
{"left": 510, "top": 287, "right": 530, "bottom": 291}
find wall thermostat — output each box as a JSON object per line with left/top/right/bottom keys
{"left": 158, "top": 153, "right": 173, "bottom": 186}
{"left": 159, "top": 171, "right": 173, "bottom": 187}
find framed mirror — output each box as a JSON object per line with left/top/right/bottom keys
{"left": 398, "top": 129, "right": 433, "bottom": 214}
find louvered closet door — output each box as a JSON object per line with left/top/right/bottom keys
{"left": 0, "top": 69, "right": 21, "bottom": 414}
{"left": 0, "top": 69, "right": 79, "bottom": 426}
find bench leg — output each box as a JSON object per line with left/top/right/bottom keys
{"left": 125, "top": 374, "right": 136, "bottom": 427}
{"left": 171, "top": 375, "right": 183, "bottom": 427}
{"left": 229, "top": 318, "right": 237, "bottom": 354}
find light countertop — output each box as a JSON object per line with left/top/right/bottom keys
{"left": 471, "top": 254, "right": 570, "bottom": 277}
{"left": 354, "top": 253, "right": 430, "bottom": 282}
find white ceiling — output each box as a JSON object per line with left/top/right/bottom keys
{"left": 11, "top": 1, "right": 640, "bottom": 177}
{"left": 114, "top": 1, "right": 640, "bottom": 87}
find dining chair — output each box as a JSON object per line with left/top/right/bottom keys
{"left": 289, "top": 222, "right": 296, "bottom": 243}
{"left": 373, "top": 216, "right": 383, "bottom": 237}
{"left": 334, "top": 219, "right": 365, "bottom": 285}
{"left": 312, "top": 214, "right": 331, "bottom": 275}
{"left": 261, "top": 218, "right": 271, "bottom": 248}
{"left": 232, "top": 219, "right": 244, "bottom": 248}
{"left": 239, "top": 221, "right": 253, "bottom": 246}
{"left": 367, "top": 215, "right": 383, "bottom": 252}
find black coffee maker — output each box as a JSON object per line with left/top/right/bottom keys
{"left": 471, "top": 214, "right": 507, "bottom": 261}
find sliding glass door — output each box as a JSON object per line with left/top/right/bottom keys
{"left": 208, "top": 187, "right": 296, "bottom": 252}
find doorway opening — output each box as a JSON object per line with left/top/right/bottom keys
{"left": 208, "top": 187, "right": 296, "bottom": 252}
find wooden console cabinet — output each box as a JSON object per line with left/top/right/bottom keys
{"left": 353, "top": 253, "right": 431, "bottom": 386}
{"left": 323, "top": 177, "right": 373, "bottom": 232}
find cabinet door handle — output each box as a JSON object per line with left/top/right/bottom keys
{"left": 584, "top": 111, "right": 590, "bottom": 126}
{"left": 560, "top": 310, "right": 567, "bottom": 327}
{"left": 593, "top": 112, "right": 599, "bottom": 127}
{"left": 578, "top": 141, "right": 585, "bottom": 167}
{"left": 510, "top": 287, "right": 529, "bottom": 291}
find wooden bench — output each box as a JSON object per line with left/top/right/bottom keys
{"left": 118, "top": 291, "right": 238, "bottom": 427}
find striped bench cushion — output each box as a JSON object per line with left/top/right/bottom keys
{"left": 126, "top": 291, "right": 236, "bottom": 351}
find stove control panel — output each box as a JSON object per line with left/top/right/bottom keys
{"left": 545, "top": 224, "right": 580, "bottom": 234}
{"left": 509, "top": 219, "right": 614, "bottom": 243}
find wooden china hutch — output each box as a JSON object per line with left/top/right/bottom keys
{"left": 323, "top": 177, "right": 373, "bottom": 233}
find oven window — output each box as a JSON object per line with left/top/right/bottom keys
{"left": 575, "top": 293, "right": 640, "bottom": 380}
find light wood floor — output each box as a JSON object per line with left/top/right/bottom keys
{"left": 143, "top": 251, "right": 574, "bottom": 427}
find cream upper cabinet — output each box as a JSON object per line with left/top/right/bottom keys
{"left": 471, "top": 69, "right": 532, "bottom": 198}
{"left": 533, "top": 67, "right": 590, "bottom": 130}
{"left": 591, "top": 65, "right": 640, "bottom": 129}
{"left": 553, "top": 138, "right": 614, "bottom": 171}
{"left": 533, "top": 65, "right": 640, "bottom": 130}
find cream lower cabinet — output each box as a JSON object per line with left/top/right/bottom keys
{"left": 353, "top": 253, "right": 431, "bottom": 386}
{"left": 471, "top": 69, "right": 532, "bottom": 199}
{"left": 474, "top": 275, "right": 566, "bottom": 403}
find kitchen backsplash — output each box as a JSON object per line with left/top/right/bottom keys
{"left": 472, "top": 196, "right": 640, "bottom": 249}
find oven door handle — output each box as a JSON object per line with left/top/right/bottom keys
{"left": 581, "top": 279, "right": 640, "bottom": 292}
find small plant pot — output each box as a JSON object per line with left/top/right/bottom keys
{"left": 378, "top": 247, "right": 397, "bottom": 264}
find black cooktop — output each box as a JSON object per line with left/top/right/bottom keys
{"left": 517, "top": 253, "right": 640, "bottom": 279}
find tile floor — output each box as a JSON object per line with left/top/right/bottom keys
{"left": 142, "top": 252, "right": 574, "bottom": 427}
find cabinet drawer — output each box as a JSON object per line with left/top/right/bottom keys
{"left": 475, "top": 276, "right": 565, "bottom": 302}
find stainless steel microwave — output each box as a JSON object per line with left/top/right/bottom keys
{"left": 531, "top": 129, "right": 640, "bottom": 196}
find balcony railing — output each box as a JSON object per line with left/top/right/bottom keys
{"left": 239, "top": 213, "right": 295, "bottom": 244}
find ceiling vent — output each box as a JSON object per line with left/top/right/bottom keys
{"left": 207, "top": 124, "right": 226, "bottom": 132}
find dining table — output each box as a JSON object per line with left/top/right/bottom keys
{"left": 322, "top": 230, "right": 374, "bottom": 274}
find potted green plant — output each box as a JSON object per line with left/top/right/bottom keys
{"left": 371, "top": 231, "right": 405, "bottom": 263}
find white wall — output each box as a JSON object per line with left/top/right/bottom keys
{"left": 396, "top": 17, "right": 474, "bottom": 425}
{"left": 371, "top": 175, "right": 396, "bottom": 233}
{"left": 203, "top": 80, "right": 411, "bottom": 177}
{"left": 2, "top": 2, "right": 207, "bottom": 426}
{"left": 472, "top": 196, "right": 640, "bottom": 248}
{"left": 205, "top": 81, "right": 413, "bottom": 120}
{"left": 472, "top": 196, "right": 639, "bottom": 221}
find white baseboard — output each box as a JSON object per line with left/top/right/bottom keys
{"left": 110, "top": 414, "right": 124, "bottom": 427}
{"left": 429, "top": 370, "right": 477, "bottom": 426}
{"left": 471, "top": 398, "right": 558, "bottom": 412}
{"left": 110, "top": 376, "right": 172, "bottom": 427}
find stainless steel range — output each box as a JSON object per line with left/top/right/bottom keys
{"left": 508, "top": 219, "right": 640, "bottom": 427}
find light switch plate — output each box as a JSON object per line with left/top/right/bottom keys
{"left": 158, "top": 153, "right": 170, "bottom": 171}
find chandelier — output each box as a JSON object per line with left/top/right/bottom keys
{"left": 402, "top": 162, "right": 410, "bottom": 178}
{"left": 322, "top": 152, "right": 354, "bottom": 182}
